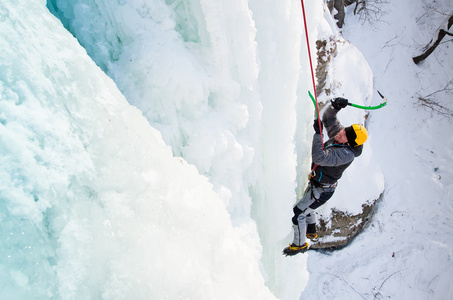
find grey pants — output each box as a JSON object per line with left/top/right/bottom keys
{"left": 291, "top": 181, "right": 336, "bottom": 246}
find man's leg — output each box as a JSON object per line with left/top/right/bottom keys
{"left": 292, "top": 185, "right": 336, "bottom": 246}
{"left": 306, "top": 213, "right": 318, "bottom": 241}
{"left": 283, "top": 185, "right": 318, "bottom": 256}
{"left": 291, "top": 185, "right": 317, "bottom": 246}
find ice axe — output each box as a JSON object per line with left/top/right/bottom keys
{"left": 347, "top": 90, "right": 388, "bottom": 110}
{"left": 308, "top": 90, "right": 387, "bottom": 111}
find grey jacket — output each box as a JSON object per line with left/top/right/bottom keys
{"left": 310, "top": 105, "right": 363, "bottom": 185}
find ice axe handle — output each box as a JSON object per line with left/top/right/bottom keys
{"left": 347, "top": 101, "right": 387, "bottom": 110}
{"left": 347, "top": 91, "right": 387, "bottom": 110}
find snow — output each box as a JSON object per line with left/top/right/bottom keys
{"left": 1, "top": 0, "right": 452, "bottom": 299}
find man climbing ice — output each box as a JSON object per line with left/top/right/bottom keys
{"left": 283, "top": 97, "right": 368, "bottom": 256}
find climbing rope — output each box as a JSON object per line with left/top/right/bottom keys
{"left": 300, "top": 0, "right": 324, "bottom": 149}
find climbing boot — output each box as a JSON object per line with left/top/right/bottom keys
{"left": 306, "top": 233, "right": 319, "bottom": 242}
{"left": 283, "top": 242, "right": 309, "bottom": 256}
{"left": 306, "top": 223, "right": 318, "bottom": 242}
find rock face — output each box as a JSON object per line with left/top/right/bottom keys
{"left": 311, "top": 10, "right": 381, "bottom": 251}
{"left": 310, "top": 193, "right": 383, "bottom": 251}
{"left": 315, "top": 38, "right": 336, "bottom": 97}
{"left": 326, "top": 0, "right": 357, "bottom": 28}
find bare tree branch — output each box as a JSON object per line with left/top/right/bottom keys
{"left": 413, "top": 14, "right": 453, "bottom": 64}
{"left": 417, "top": 80, "right": 453, "bottom": 120}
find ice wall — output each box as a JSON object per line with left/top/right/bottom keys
{"left": 0, "top": 0, "right": 276, "bottom": 298}
{"left": 47, "top": 0, "right": 265, "bottom": 224}
{"left": 46, "top": 0, "right": 319, "bottom": 298}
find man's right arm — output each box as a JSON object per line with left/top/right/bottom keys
{"left": 322, "top": 104, "right": 344, "bottom": 139}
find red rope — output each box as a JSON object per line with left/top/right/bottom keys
{"left": 300, "top": 0, "right": 324, "bottom": 149}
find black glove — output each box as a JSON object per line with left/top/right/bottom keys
{"left": 313, "top": 119, "right": 323, "bottom": 134}
{"left": 331, "top": 97, "right": 349, "bottom": 110}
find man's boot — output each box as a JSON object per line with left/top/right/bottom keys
{"left": 283, "top": 224, "right": 309, "bottom": 256}
{"left": 306, "top": 223, "right": 319, "bottom": 242}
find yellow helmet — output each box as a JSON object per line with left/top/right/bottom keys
{"left": 345, "top": 124, "right": 368, "bottom": 146}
